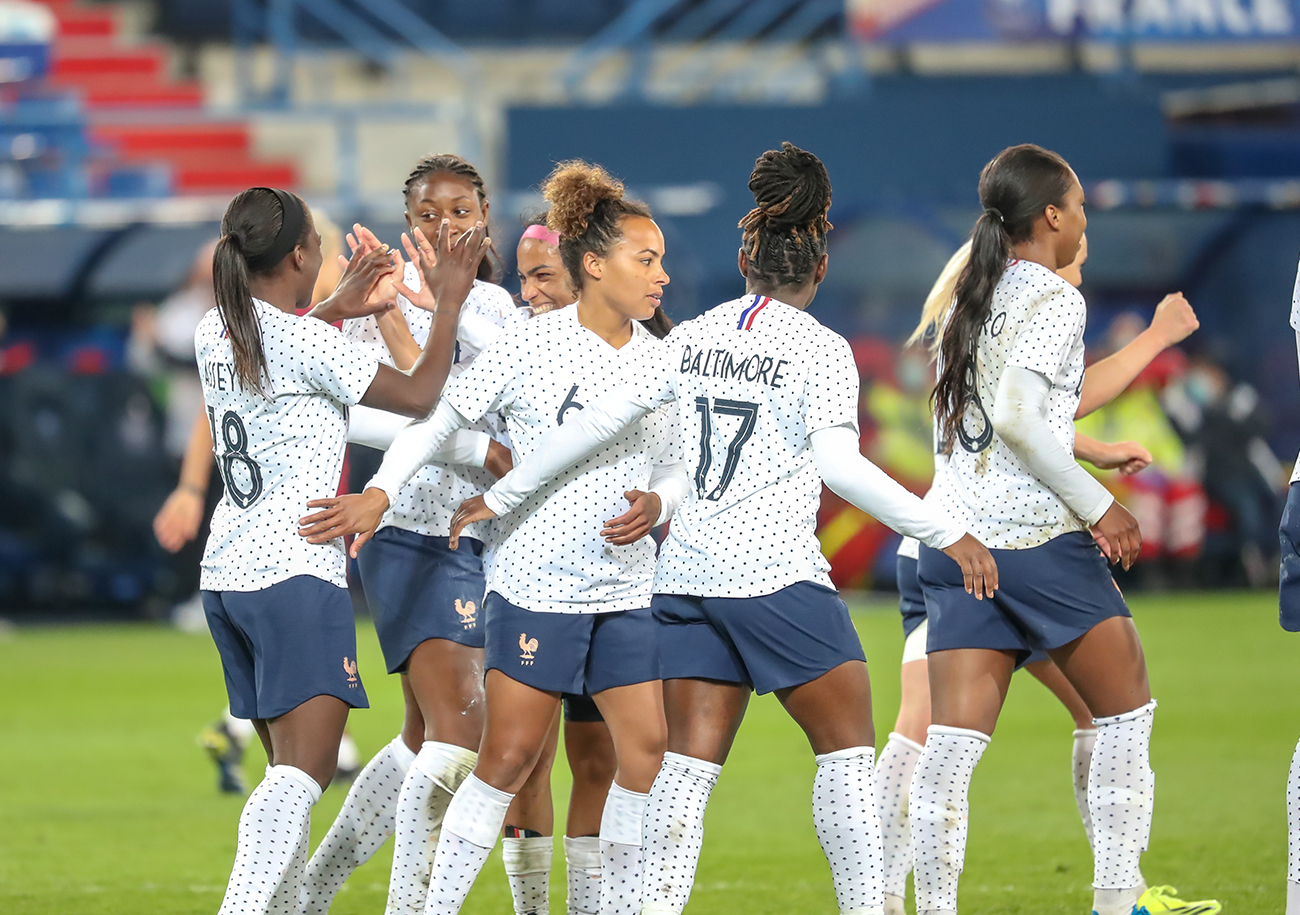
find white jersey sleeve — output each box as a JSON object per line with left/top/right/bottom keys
{"left": 804, "top": 332, "right": 861, "bottom": 435}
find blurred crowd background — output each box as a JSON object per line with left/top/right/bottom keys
{"left": 2, "top": 0, "right": 1299, "bottom": 618}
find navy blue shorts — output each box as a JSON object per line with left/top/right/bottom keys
{"left": 652, "top": 581, "right": 866, "bottom": 695}
{"left": 563, "top": 691, "right": 605, "bottom": 723}
{"left": 357, "top": 526, "right": 487, "bottom": 674}
{"left": 202, "top": 575, "right": 369, "bottom": 721}
{"left": 898, "top": 553, "right": 1049, "bottom": 665}
{"left": 896, "top": 555, "right": 927, "bottom": 638}
{"left": 483, "top": 592, "right": 659, "bottom": 695}
{"left": 918, "top": 531, "right": 1130, "bottom": 664}
{"left": 1279, "top": 483, "right": 1300, "bottom": 632}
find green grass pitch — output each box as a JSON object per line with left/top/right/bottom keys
{"left": 0, "top": 591, "right": 1292, "bottom": 914}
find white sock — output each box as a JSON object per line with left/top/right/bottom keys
{"left": 910, "top": 725, "right": 990, "bottom": 915}
{"left": 423, "top": 774, "right": 514, "bottom": 915}
{"left": 503, "top": 835, "right": 553, "bottom": 915}
{"left": 1290, "top": 736, "right": 1300, "bottom": 915}
{"left": 599, "top": 782, "right": 650, "bottom": 915}
{"left": 640, "top": 753, "right": 722, "bottom": 915}
{"left": 876, "top": 732, "right": 923, "bottom": 907}
{"left": 1072, "top": 728, "right": 1097, "bottom": 849}
{"left": 386, "top": 742, "right": 477, "bottom": 915}
{"left": 268, "top": 824, "right": 310, "bottom": 914}
{"left": 303, "top": 735, "right": 415, "bottom": 913}
{"left": 218, "top": 765, "right": 322, "bottom": 915}
{"left": 564, "top": 836, "right": 602, "bottom": 915}
{"left": 1090, "top": 700, "right": 1156, "bottom": 915}
{"left": 813, "top": 746, "right": 884, "bottom": 915}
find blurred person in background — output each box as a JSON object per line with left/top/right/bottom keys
{"left": 1165, "top": 352, "right": 1286, "bottom": 587}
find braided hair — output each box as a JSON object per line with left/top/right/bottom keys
{"left": 739, "top": 141, "right": 833, "bottom": 289}
{"left": 541, "top": 160, "right": 673, "bottom": 339}
{"left": 403, "top": 153, "right": 499, "bottom": 283}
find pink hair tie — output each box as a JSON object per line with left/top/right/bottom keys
{"left": 521, "top": 224, "right": 560, "bottom": 246}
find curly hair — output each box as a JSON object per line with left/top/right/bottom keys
{"left": 540, "top": 160, "right": 673, "bottom": 338}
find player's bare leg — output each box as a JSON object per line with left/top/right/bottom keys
{"left": 589, "top": 680, "right": 667, "bottom": 915}
{"left": 501, "top": 708, "right": 561, "bottom": 915}
{"left": 565, "top": 718, "right": 618, "bottom": 915}
{"left": 424, "top": 671, "right": 561, "bottom": 914}
{"left": 384, "top": 640, "right": 486, "bottom": 915}
{"left": 878, "top": 657, "right": 930, "bottom": 914}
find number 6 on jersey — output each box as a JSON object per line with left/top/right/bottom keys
{"left": 693, "top": 397, "right": 759, "bottom": 500}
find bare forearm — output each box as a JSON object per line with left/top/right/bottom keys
{"left": 377, "top": 312, "right": 421, "bottom": 371}
{"left": 1072, "top": 432, "right": 1108, "bottom": 466}
{"left": 1077, "top": 328, "right": 1164, "bottom": 418}
{"left": 178, "top": 408, "right": 214, "bottom": 493}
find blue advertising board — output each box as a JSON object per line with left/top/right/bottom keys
{"left": 849, "top": 0, "right": 1300, "bottom": 41}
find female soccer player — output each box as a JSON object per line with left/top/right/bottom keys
{"left": 500, "top": 216, "right": 620, "bottom": 915}
{"left": 906, "top": 143, "right": 1157, "bottom": 915}
{"left": 298, "top": 154, "right": 526, "bottom": 915}
{"left": 878, "top": 236, "right": 1211, "bottom": 915}
{"left": 878, "top": 237, "right": 1210, "bottom": 915}
{"left": 198, "top": 185, "right": 487, "bottom": 915}
{"left": 445, "top": 142, "right": 998, "bottom": 915}
{"left": 301, "top": 161, "right": 687, "bottom": 915}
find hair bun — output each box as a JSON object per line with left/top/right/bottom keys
{"left": 749, "top": 141, "right": 832, "bottom": 231}
{"left": 542, "top": 161, "right": 626, "bottom": 239}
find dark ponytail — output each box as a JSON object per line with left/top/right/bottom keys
{"left": 541, "top": 160, "right": 674, "bottom": 338}
{"left": 739, "top": 141, "right": 833, "bottom": 289}
{"left": 213, "top": 187, "right": 310, "bottom": 397}
{"left": 932, "top": 144, "right": 1074, "bottom": 452}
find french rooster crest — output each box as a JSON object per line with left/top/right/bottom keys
{"left": 343, "top": 656, "right": 358, "bottom": 683}
{"left": 519, "top": 633, "right": 538, "bottom": 664}
{"left": 454, "top": 599, "right": 477, "bottom": 628}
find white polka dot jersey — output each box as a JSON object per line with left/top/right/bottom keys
{"left": 929, "top": 258, "right": 1089, "bottom": 550}
{"left": 196, "top": 299, "right": 380, "bottom": 591}
{"left": 342, "top": 265, "right": 522, "bottom": 541}
{"left": 372, "top": 306, "right": 682, "bottom": 614}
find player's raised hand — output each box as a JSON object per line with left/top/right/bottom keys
{"left": 298, "top": 488, "right": 391, "bottom": 557}
{"left": 940, "top": 533, "right": 999, "bottom": 600}
{"left": 1149, "top": 292, "right": 1198, "bottom": 347}
{"left": 418, "top": 219, "right": 490, "bottom": 316}
{"left": 449, "top": 494, "right": 497, "bottom": 551}
{"left": 310, "top": 245, "right": 398, "bottom": 322}
{"left": 392, "top": 230, "right": 437, "bottom": 313}
{"left": 339, "top": 224, "right": 406, "bottom": 315}
{"left": 1091, "top": 500, "right": 1142, "bottom": 570}
{"left": 601, "top": 490, "right": 662, "bottom": 546}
